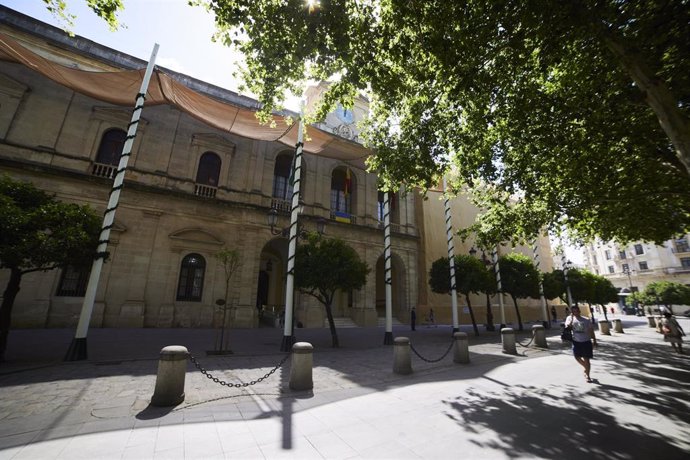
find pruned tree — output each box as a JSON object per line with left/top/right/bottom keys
{"left": 294, "top": 235, "right": 369, "bottom": 347}
{"left": 499, "top": 253, "right": 540, "bottom": 331}
{"left": 0, "top": 176, "right": 101, "bottom": 360}
{"left": 214, "top": 247, "right": 242, "bottom": 351}
{"left": 643, "top": 281, "right": 690, "bottom": 315}
{"left": 590, "top": 274, "right": 619, "bottom": 322}
{"left": 429, "top": 255, "right": 489, "bottom": 336}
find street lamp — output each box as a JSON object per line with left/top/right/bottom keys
{"left": 622, "top": 265, "right": 636, "bottom": 314}
{"left": 267, "top": 203, "right": 326, "bottom": 238}
{"left": 561, "top": 256, "right": 574, "bottom": 308}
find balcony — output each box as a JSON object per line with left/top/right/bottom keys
{"left": 331, "top": 211, "right": 357, "bottom": 224}
{"left": 270, "top": 198, "right": 291, "bottom": 214}
{"left": 91, "top": 162, "right": 117, "bottom": 179}
{"left": 194, "top": 183, "right": 217, "bottom": 198}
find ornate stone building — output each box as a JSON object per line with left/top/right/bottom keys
{"left": 0, "top": 6, "right": 552, "bottom": 332}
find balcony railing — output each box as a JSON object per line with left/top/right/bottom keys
{"left": 331, "top": 211, "right": 357, "bottom": 224}
{"left": 194, "top": 183, "right": 217, "bottom": 198}
{"left": 91, "top": 162, "right": 117, "bottom": 179}
{"left": 270, "top": 198, "right": 291, "bottom": 213}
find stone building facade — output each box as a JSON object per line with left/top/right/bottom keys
{"left": 0, "top": 6, "right": 553, "bottom": 332}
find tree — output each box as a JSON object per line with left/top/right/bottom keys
{"left": 643, "top": 281, "right": 690, "bottom": 314}
{"left": 200, "top": 0, "right": 690, "bottom": 245}
{"left": 0, "top": 176, "right": 101, "bottom": 360}
{"left": 498, "top": 253, "right": 540, "bottom": 331}
{"left": 428, "top": 255, "right": 489, "bottom": 336}
{"left": 294, "top": 235, "right": 369, "bottom": 347}
{"left": 43, "top": 0, "right": 124, "bottom": 31}
{"left": 542, "top": 270, "right": 566, "bottom": 306}
{"left": 568, "top": 269, "right": 595, "bottom": 307}
{"left": 214, "top": 247, "right": 241, "bottom": 352}
{"left": 590, "top": 275, "right": 619, "bottom": 322}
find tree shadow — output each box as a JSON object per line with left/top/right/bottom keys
{"left": 443, "top": 382, "right": 689, "bottom": 459}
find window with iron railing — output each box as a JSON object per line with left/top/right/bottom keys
{"left": 674, "top": 238, "right": 690, "bottom": 253}
{"left": 56, "top": 265, "right": 90, "bottom": 297}
{"left": 177, "top": 253, "right": 206, "bottom": 301}
{"left": 92, "top": 128, "right": 126, "bottom": 178}
{"left": 194, "top": 151, "right": 221, "bottom": 198}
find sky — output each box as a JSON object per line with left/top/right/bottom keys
{"left": 2, "top": 0, "right": 586, "bottom": 266}
{"left": 3, "top": 0, "right": 254, "bottom": 98}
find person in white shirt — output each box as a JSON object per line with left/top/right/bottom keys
{"left": 565, "top": 305, "right": 598, "bottom": 382}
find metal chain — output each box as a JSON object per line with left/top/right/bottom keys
{"left": 189, "top": 353, "right": 289, "bottom": 388}
{"left": 516, "top": 334, "right": 536, "bottom": 348}
{"left": 409, "top": 338, "right": 455, "bottom": 363}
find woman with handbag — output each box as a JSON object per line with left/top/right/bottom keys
{"left": 565, "top": 305, "right": 597, "bottom": 382}
{"left": 661, "top": 312, "right": 685, "bottom": 354}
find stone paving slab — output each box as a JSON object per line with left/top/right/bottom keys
{"left": 0, "top": 316, "right": 689, "bottom": 459}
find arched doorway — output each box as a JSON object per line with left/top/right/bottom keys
{"left": 256, "top": 238, "right": 288, "bottom": 327}
{"left": 375, "top": 253, "right": 407, "bottom": 321}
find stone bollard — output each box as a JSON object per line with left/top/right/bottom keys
{"left": 532, "top": 324, "right": 547, "bottom": 348}
{"left": 453, "top": 332, "right": 470, "bottom": 364}
{"left": 393, "top": 337, "right": 413, "bottom": 375}
{"left": 501, "top": 328, "right": 517, "bottom": 354}
{"left": 151, "top": 345, "right": 188, "bottom": 407}
{"left": 613, "top": 319, "right": 624, "bottom": 333}
{"left": 598, "top": 320, "right": 611, "bottom": 335}
{"left": 646, "top": 316, "right": 656, "bottom": 328}
{"left": 289, "top": 342, "right": 313, "bottom": 391}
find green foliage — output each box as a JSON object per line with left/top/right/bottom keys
{"left": 643, "top": 281, "right": 690, "bottom": 309}
{"left": 498, "top": 253, "right": 540, "bottom": 330}
{"left": 43, "top": 0, "right": 124, "bottom": 32}
{"left": 202, "top": 0, "right": 690, "bottom": 245}
{"left": 542, "top": 270, "right": 565, "bottom": 302}
{"left": 0, "top": 175, "right": 102, "bottom": 273}
{"left": 590, "top": 275, "right": 619, "bottom": 306}
{"left": 294, "top": 235, "right": 369, "bottom": 347}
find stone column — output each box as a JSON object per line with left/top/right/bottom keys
{"left": 393, "top": 337, "right": 412, "bottom": 375}
{"left": 532, "top": 324, "right": 547, "bottom": 348}
{"left": 501, "top": 328, "right": 517, "bottom": 354}
{"left": 453, "top": 332, "right": 470, "bottom": 364}
{"left": 598, "top": 320, "right": 611, "bottom": 335}
{"left": 289, "top": 342, "right": 313, "bottom": 391}
{"left": 151, "top": 345, "right": 188, "bottom": 406}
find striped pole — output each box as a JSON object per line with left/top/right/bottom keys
{"left": 493, "top": 247, "right": 506, "bottom": 327}
{"left": 280, "top": 102, "right": 305, "bottom": 352}
{"left": 531, "top": 238, "right": 549, "bottom": 325}
{"left": 442, "top": 178, "right": 459, "bottom": 332}
{"left": 65, "top": 44, "right": 159, "bottom": 361}
{"left": 561, "top": 252, "right": 574, "bottom": 307}
{"left": 383, "top": 191, "right": 393, "bottom": 345}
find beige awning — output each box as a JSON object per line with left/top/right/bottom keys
{"left": 0, "top": 33, "right": 371, "bottom": 169}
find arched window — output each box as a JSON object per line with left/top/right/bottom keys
{"left": 196, "top": 152, "right": 221, "bottom": 186}
{"left": 377, "top": 191, "right": 399, "bottom": 224}
{"left": 176, "top": 253, "right": 206, "bottom": 301}
{"left": 272, "top": 153, "right": 294, "bottom": 201}
{"left": 331, "top": 168, "right": 353, "bottom": 223}
{"left": 95, "top": 128, "right": 127, "bottom": 166}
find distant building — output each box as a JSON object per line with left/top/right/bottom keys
{"left": 581, "top": 235, "right": 690, "bottom": 306}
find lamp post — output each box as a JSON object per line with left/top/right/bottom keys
{"left": 561, "top": 253, "right": 574, "bottom": 308}
{"left": 622, "top": 266, "right": 636, "bottom": 313}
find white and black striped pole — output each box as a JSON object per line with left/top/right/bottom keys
{"left": 383, "top": 191, "right": 393, "bottom": 345}
{"left": 561, "top": 252, "right": 574, "bottom": 308}
{"left": 531, "top": 238, "right": 549, "bottom": 327}
{"left": 280, "top": 102, "right": 305, "bottom": 352}
{"left": 442, "top": 178, "right": 459, "bottom": 332}
{"left": 493, "top": 246, "right": 506, "bottom": 328}
{"left": 65, "top": 44, "right": 159, "bottom": 361}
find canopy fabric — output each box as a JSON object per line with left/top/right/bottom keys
{"left": 0, "top": 32, "right": 371, "bottom": 169}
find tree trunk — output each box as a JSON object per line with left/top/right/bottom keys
{"left": 324, "top": 301, "right": 339, "bottom": 348}
{"left": 511, "top": 294, "right": 523, "bottom": 331}
{"left": 600, "top": 32, "right": 690, "bottom": 177}
{"left": 0, "top": 268, "right": 22, "bottom": 361}
{"left": 600, "top": 304, "right": 609, "bottom": 322}
{"left": 465, "top": 294, "right": 479, "bottom": 336}
{"left": 485, "top": 293, "right": 495, "bottom": 331}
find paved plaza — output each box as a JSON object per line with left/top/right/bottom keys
{"left": 0, "top": 315, "right": 689, "bottom": 459}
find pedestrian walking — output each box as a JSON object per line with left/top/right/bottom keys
{"left": 551, "top": 306, "right": 557, "bottom": 323}
{"left": 564, "top": 305, "right": 597, "bottom": 383}
{"left": 661, "top": 312, "right": 685, "bottom": 354}
{"left": 410, "top": 308, "right": 416, "bottom": 331}
{"left": 428, "top": 308, "right": 436, "bottom": 327}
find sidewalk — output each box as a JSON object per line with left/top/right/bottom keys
{"left": 1, "top": 316, "right": 689, "bottom": 459}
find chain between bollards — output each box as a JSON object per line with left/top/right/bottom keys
{"left": 409, "top": 338, "right": 455, "bottom": 363}
{"left": 189, "top": 353, "right": 289, "bottom": 388}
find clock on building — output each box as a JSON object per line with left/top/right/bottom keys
{"left": 335, "top": 104, "right": 354, "bottom": 124}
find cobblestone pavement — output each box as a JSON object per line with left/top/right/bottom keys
{"left": 0, "top": 316, "right": 688, "bottom": 459}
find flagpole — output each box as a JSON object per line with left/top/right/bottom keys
{"left": 64, "top": 44, "right": 159, "bottom": 361}
{"left": 442, "top": 177, "right": 459, "bottom": 332}
{"left": 383, "top": 191, "right": 393, "bottom": 345}
{"left": 280, "top": 102, "right": 305, "bottom": 352}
